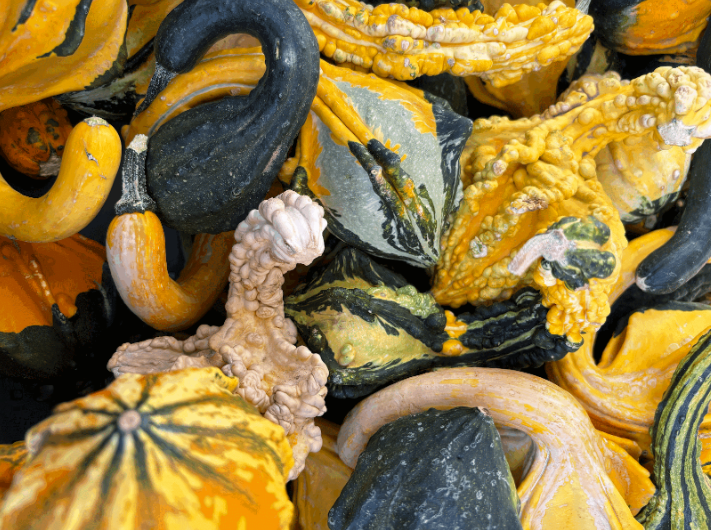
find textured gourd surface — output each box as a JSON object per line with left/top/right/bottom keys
{"left": 0, "top": 368, "right": 295, "bottom": 530}
{"left": 329, "top": 407, "right": 522, "bottom": 530}
{"left": 0, "top": 0, "right": 128, "bottom": 112}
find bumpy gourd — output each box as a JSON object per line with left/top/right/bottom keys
{"left": 0, "top": 368, "right": 295, "bottom": 530}
{"left": 337, "top": 367, "right": 655, "bottom": 529}
{"left": 434, "top": 66, "right": 711, "bottom": 343}
{"left": 0, "top": 0, "right": 128, "bottom": 112}
{"left": 107, "top": 136, "right": 233, "bottom": 332}
{"left": 0, "top": 99, "right": 73, "bottom": 178}
{"left": 0, "top": 117, "right": 121, "bottom": 243}
{"left": 295, "top": 0, "right": 592, "bottom": 86}
{"left": 107, "top": 191, "right": 329, "bottom": 480}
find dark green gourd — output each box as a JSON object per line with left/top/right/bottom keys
{"left": 139, "top": 0, "right": 319, "bottom": 234}
{"left": 636, "top": 328, "right": 711, "bottom": 529}
{"left": 284, "top": 247, "right": 577, "bottom": 398}
{"left": 328, "top": 407, "right": 522, "bottom": 530}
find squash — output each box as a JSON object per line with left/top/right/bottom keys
{"left": 0, "top": 441, "right": 27, "bottom": 501}
{"left": 285, "top": 246, "right": 576, "bottom": 398}
{"left": 107, "top": 191, "right": 329, "bottom": 480}
{"left": 0, "top": 368, "right": 295, "bottom": 530}
{"left": 289, "top": 61, "right": 472, "bottom": 268}
{"left": 329, "top": 407, "right": 522, "bottom": 530}
{"left": 590, "top": 0, "right": 711, "bottom": 56}
{"left": 0, "top": 233, "right": 115, "bottom": 380}
{"left": 337, "top": 367, "right": 655, "bottom": 529}
{"left": 294, "top": 0, "right": 593, "bottom": 86}
{"left": 434, "top": 66, "right": 711, "bottom": 343}
{"left": 635, "top": 327, "right": 711, "bottom": 529}
{"left": 0, "top": 0, "right": 128, "bottom": 112}
{"left": 0, "top": 117, "right": 121, "bottom": 243}
{"left": 107, "top": 136, "right": 233, "bottom": 332}
{"left": 135, "top": 0, "right": 319, "bottom": 235}
{"left": 0, "top": 99, "right": 73, "bottom": 178}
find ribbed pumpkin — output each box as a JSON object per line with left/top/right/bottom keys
{"left": 0, "top": 99, "right": 73, "bottom": 178}
{"left": 0, "top": 368, "right": 295, "bottom": 530}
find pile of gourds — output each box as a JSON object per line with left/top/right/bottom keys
{"left": 2, "top": 0, "right": 711, "bottom": 528}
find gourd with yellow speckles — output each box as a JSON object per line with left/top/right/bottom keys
{"left": 434, "top": 66, "right": 711, "bottom": 344}
{"left": 0, "top": 368, "right": 295, "bottom": 530}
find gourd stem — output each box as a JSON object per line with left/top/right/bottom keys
{"left": 114, "top": 135, "right": 157, "bottom": 216}
{"left": 508, "top": 229, "right": 573, "bottom": 276}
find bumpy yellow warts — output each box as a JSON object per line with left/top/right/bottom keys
{"left": 434, "top": 66, "right": 711, "bottom": 343}
{"left": 294, "top": 0, "right": 593, "bottom": 85}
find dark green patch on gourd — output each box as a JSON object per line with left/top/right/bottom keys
{"left": 635, "top": 328, "right": 711, "bottom": 529}
{"left": 328, "top": 407, "right": 522, "bottom": 530}
{"left": 286, "top": 247, "right": 578, "bottom": 398}
{"left": 622, "top": 192, "right": 681, "bottom": 224}
{"left": 39, "top": 0, "right": 93, "bottom": 58}
{"left": 142, "top": 0, "right": 320, "bottom": 234}
{"left": 12, "top": 0, "right": 38, "bottom": 31}
{"left": 411, "top": 75, "right": 469, "bottom": 117}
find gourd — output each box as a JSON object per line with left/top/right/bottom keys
{"left": 285, "top": 246, "right": 576, "bottom": 398}
{"left": 107, "top": 191, "right": 329, "bottom": 480}
{"left": 337, "top": 367, "right": 655, "bottom": 529}
{"left": 107, "top": 136, "right": 233, "bottom": 332}
{"left": 0, "top": 0, "right": 128, "bottom": 112}
{"left": 635, "top": 327, "right": 711, "bottom": 529}
{"left": 0, "top": 99, "right": 73, "bottom": 178}
{"left": 0, "top": 442, "right": 26, "bottom": 500}
{"left": 0, "top": 117, "right": 122, "bottom": 243}
{"left": 435, "top": 66, "right": 711, "bottom": 343}
{"left": 289, "top": 61, "right": 473, "bottom": 268}
{"left": 0, "top": 234, "right": 115, "bottom": 380}
{"left": 329, "top": 407, "right": 522, "bottom": 530}
{"left": 135, "top": 0, "right": 319, "bottom": 234}
{"left": 0, "top": 368, "right": 295, "bottom": 530}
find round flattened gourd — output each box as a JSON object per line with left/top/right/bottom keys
{"left": 0, "top": 368, "right": 295, "bottom": 530}
{"left": 0, "top": 99, "right": 73, "bottom": 178}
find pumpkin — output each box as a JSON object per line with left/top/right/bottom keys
{"left": 635, "top": 327, "right": 711, "bottom": 529}
{"left": 107, "top": 136, "right": 233, "bottom": 332}
{"left": 0, "top": 0, "right": 128, "bottom": 112}
{"left": 434, "top": 66, "right": 711, "bottom": 343}
{"left": 0, "top": 441, "right": 27, "bottom": 501}
{"left": 0, "top": 368, "right": 295, "bottom": 529}
{"left": 294, "top": 0, "right": 592, "bottom": 86}
{"left": 289, "top": 60, "right": 472, "bottom": 268}
{"left": 285, "top": 246, "right": 576, "bottom": 398}
{"left": 590, "top": 0, "right": 711, "bottom": 56}
{"left": 0, "top": 117, "right": 122, "bottom": 243}
{"left": 0, "top": 99, "right": 73, "bottom": 179}
{"left": 134, "top": 0, "right": 319, "bottom": 235}
{"left": 107, "top": 191, "right": 329, "bottom": 480}
{"left": 330, "top": 407, "right": 521, "bottom": 530}
{"left": 0, "top": 233, "right": 115, "bottom": 380}
{"left": 337, "top": 367, "right": 655, "bottom": 529}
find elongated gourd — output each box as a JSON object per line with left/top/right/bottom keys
{"left": 107, "top": 136, "right": 232, "bottom": 332}
{"left": 0, "top": 117, "right": 121, "bottom": 243}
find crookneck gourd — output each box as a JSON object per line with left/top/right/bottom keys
{"left": 285, "top": 246, "right": 577, "bottom": 398}
{"left": 0, "top": 0, "right": 128, "bottom": 112}
{"left": 0, "top": 368, "right": 295, "bottom": 530}
{"left": 337, "top": 367, "right": 655, "bottom": 529}
{"left": 294, "top": 0, "right": 592, "bottom": 86}
{"left": 434, "top": 66, "right": 711, "bottom": 344}
{"left": 107, "top": 191, "right": 329, "bottom": 480}
{"left": 0, "top": 117, "right": 121, "bottom": 243}
{"left": 635, "top": 327, "right": 711, "bottom": 529}
{"left": 0, "top": 234, "right": 115, "bottom": 380}
{"left": 0, "top": 99, "right": 73, "bottom": 178}
{"left": 132, "top": 0, "right": 319, "bottom": 234}
{"left": 107, "top": 136, "right": 233, "bottom": 332}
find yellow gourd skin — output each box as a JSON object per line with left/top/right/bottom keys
{"left": 0, "top": 368, "right": 295, "bottom": 530}
{"left": 107, "top": 211, "right": 233, "bottom": 332}
{"left": 0, "top": 0, "right": 128, "bottom": 112}
{"left": 0, "top": 117, "right": 121, "bottom": 243}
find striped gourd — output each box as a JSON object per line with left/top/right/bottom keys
{"left": 0, "top": 368, "right": 295, "bottom": 530}
{"left": 636, "top": 327, "right": 711, "bottom": 529}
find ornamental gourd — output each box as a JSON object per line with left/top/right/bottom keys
{"left": 0, "top": 99, "right": 73, "bottom": 178}
{"left": 0, "top": 117, "right": 121, "bottom": 243}
{"left": 0, "top": 234, "right": 115, "bottom": 380}
{"left": 0, "top": 368, "right": 295, "bottom": 530}
{"left": 0, "top": 442, "right": 26, "bottom": 501}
